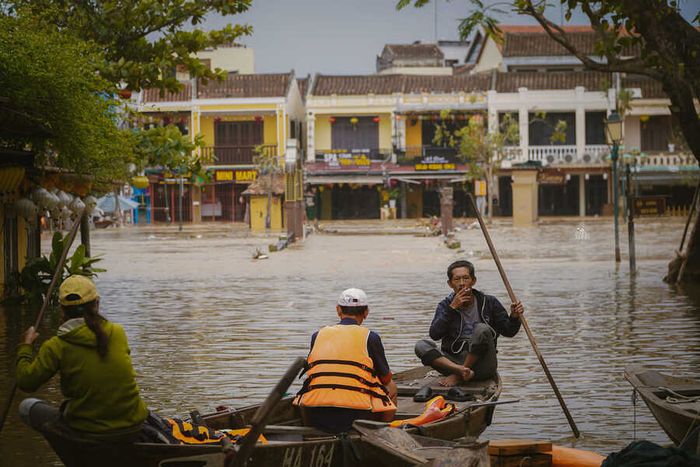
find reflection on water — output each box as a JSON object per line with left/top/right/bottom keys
{"left": 1, "top": 219, "right": 700, "bottom": 465}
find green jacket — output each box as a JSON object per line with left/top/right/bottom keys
{"left": 16, "top": 318, "right": 149, "bottom": 434}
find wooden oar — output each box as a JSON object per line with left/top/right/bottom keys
{"left": 228, "top": 356, "right": 306, "bottom": 467}
{"left": 0, "top": 210, "right": 86, "bottom": 433}
{"left": 466, "top": 194, "right": 580, "bottom": 438}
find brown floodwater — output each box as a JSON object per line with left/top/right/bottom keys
{"left": 1, "top": 218, "right": 699, "bottom": 466}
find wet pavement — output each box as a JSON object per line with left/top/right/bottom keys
{"left": 1, "top": 217, "right": 699, "bottom": 465}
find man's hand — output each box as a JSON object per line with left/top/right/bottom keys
{"left": 510, "top": 301, "right": 524, "bottom": 319}
{"left": 450, "top": 287, "right": 473, "bottom": 311}
{"left": 22, "top": 326, "right": 39, "bottom": 345}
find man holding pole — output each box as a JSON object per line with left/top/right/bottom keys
{"left": 415, "top": 260, "right": 524, "bottom": 387}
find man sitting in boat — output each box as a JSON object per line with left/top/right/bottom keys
{"left": 293, "top": 288, "right": 397, "bottom": 433}
{"left": 16, "top": 275, "right": 149, "bottom": 442}
{"left": 415, "top": 260, "right": 524, "bottom": 387}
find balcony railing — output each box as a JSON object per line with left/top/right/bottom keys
{"left": 397, "top": 146, "right": 459, "bottom": 165}
{"left": 501, "top": 145, "right": 610, "bottom": 165}
{"left": 202, "top": 144, "right": 277, "bottom": 165}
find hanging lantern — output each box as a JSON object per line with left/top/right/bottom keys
{"left": 639, "top": 115, "right": 650, "bottom": 123}
{"left": 318, "top": 186, "right": 324, "bottom": 192}
{"left": 14, "top": 198, "right": 39, "bottom": 221}
{"left": 431, "top": 114, "right": 439, "bottom": 121}
{"left": 163, "top": 116, "right": 171, "bottom": 125}
{"left": 350, "top": 117, "right": 359, "bottom": 125}
{"left": 328, "top": 116, "right": 336, "bottom": 123}
{"left": 255, "top": 115, "right": 264, "bottom": 123}
{"left": 69, "top": 197, "right": 85, "bottom": 214}
{"left": 214, "top": 116, "right": 222, "bottom": 123}
{"left": 372, "top": 116, "right": 380, "bottom": 123}
{"left": 60, "top": 206, "right": 72, "bottom": 220}
{"left": 132, "top": 175, "right": 149, "bottom": 189}
{"left": 31, "top": 187, "right": 51, "bottom": 210}
{"left": 84, "top": 196, "right": 97, "bottom": 215}
{"left": 118, "top": 88, "right": 132, "bottom": 99}
{"left": 56, "top": 190, "right": 72, "bottom": 209}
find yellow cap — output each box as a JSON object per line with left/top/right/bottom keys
{"left": 59, "top": 275, "right": 99, "bottom": 306}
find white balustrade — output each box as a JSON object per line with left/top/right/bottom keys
{"left": 528, "top": 145, "right": 577, "bottom": 164}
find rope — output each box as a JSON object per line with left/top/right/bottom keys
{"left": 657, "top": 387, "right": 700, "bottom": 404}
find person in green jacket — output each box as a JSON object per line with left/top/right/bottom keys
{"left": 16, "top": 275, "right": 148, "bottom": 440}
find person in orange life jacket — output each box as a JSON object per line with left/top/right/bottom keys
{"left": 293, "top": 288, "right": 398, "bottom": 433}
{"left": 16, "top": 275, "right": 149, "bottom": 440}
{"left": 414, "top": 260, "right": 524, "bottom": 387}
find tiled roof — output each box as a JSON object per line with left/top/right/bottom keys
{"left": 384, "top": 43, "right": 444, "bottom": 59}
{"left": 242, "top": 174, "right": 285, "bottom": 195}
{"left": 502, "top": 29, "right": 640, "bottom": 57}
{"left": 310, "top": 74, "right": 491, "bottom": 96}
{"left": 622, "top": 76, "right": 667, "bottom": 99}
{"left": 198, "top": 73, "right": 292, "bottom": 99}
{"left": 141, "top": 82, "right": 192, "bottom": 103}
{"left": 494, "top": 71, "right": 612, "bottom": 92}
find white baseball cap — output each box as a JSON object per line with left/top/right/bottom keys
{"left": 337, "top": 288, "right": 368, "bottom": 307}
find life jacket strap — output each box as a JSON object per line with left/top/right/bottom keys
{"left": 306, "top": 359, "right": 377, "bottom": 377}
{"left": 300, "top": 383, "right": 392, "bottom": 406}
{"left": 305, "top": 371, "right": 388, "bottom": 391}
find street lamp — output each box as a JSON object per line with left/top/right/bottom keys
{"left": 605, "top": 111, "right": 623, "bottom": 263}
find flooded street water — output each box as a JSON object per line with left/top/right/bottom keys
{"left": 2, "top": 218, "right": 699, "bottom": 466}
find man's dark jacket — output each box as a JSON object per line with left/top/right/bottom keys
{"left": 429, "top": 288, "right": 521, "bottom": 356}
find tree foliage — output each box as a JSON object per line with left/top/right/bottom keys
{"left": 0, "top": 14, "right": 132, "bottom": 181}
{"left": 133, "top": 125, "right": 207, "bottom": 180}
{"left": 398, "top": 0, "right": 700, "bottom": 164}
{"left": 2, "top": 0, "right": 253, "bottom": 92}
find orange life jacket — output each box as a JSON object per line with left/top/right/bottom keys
{"left": 293, "top": 325, "right": 396, "bottom": 414}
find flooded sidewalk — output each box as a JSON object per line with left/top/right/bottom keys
{"left": 1, "top": 217, "right": 699, "bottom": 466}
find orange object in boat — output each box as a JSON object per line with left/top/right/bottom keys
{"left": 389, "top": 395, "right": 455, "bottom": 427}
{"left": 548, "top": 445, "right": 605, "bottom": 467}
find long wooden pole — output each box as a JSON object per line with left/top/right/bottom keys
{"left": 466, "top": 194, "right": 580, "bottom": 438}
{"left": 0, "top": 210, "right": 86, "bottom": 433}
{"left": 228, "top": 357, "right": 306, "bottom": 467}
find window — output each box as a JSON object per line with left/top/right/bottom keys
{"left": 641, "top": 116, "right": 672, "bottom": 151}
{"left": 529, "top": 112, "right": 575, "bottom": 145}
{"left": 331, "top": 117, "right": 379, "bottom": 153}
{"left": 585, "top": 112, "right": 606, "bottom": 145}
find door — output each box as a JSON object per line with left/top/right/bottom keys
{"left": 215, "top": 121, "right": 263, "bottom": 164}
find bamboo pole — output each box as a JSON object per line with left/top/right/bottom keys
{"left": 466, "top": 194, "right": 580, "bottom": 438}
{"left": 0, "top": 210, "right": 86, "bottom": 433}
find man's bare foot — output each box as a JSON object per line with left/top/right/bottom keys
{"left": 438, "top": 367, "right": 474, "bottom": 387}
{"left": 439, "top": 374, "right": 462, "bottom": 387}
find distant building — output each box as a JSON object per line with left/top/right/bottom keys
{"left": 174, "top": 44, "right": 255, "bottom": 81}
{"left": 376, "top": 42, "right": 451, "bottom": 75}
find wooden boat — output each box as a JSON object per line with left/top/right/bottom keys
{"left": 21, "top": 366, "right": 502, "bottom": 467}
{"left": 624, "top": 364, "right": 700, "bottom": 449}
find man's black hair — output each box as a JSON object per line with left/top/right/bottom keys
{"left": 339, "top": 305, "right": 368, "bottom": 316}
{"left": 447, "top": 260, "right": 475, "bottom": 280}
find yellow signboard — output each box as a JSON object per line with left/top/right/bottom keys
{"left": 235, "top": 170, "right": 257, "bottom": 182}
{"left": 415, "top": 163, "right": 456, "bottom": 171}
{"left": 215, "top": 171, "right": 234, "bottom": 182}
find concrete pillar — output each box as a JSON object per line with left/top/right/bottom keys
{"left": 579, "top": 174, "right": 586, "bottom": 217}
{"left": 511, "top": 169, "right": 538, "bottom": 227}
{"left": 191, "top": 185, "right": 202, "bottom": 223}
{"left": 518, "top": 104, "right": 529, "bottom": 160}
{"left": 440, "top": 184, "right": 454, "bottom": 234}
{"left": 575, "top": 101, "right": 585, "bottom": 161}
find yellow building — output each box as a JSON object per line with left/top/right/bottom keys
{"left": 138, "top": 72, "right": 305, "bottom": 233}
{"left": 305, "top": 74, "right": 489, "bottom": 220}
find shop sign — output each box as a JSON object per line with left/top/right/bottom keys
{"left": 414, "top": 155, "right": 456, "bottom": 171}
{"left": 537, "top": 169, "right": 566, "bottom": 185}
{"left": 322, "top": 150, "right": 371, "bottom": 168}
{"left": 634, "top": 196, "right": 666, "bottom": 216}
{"left": 215, "top": 170, "right": 257, "bottom": 183}
{"left": 235, "top": 170, "right": 257, "bottom": 182}
{"left": 215, "top": 170, "right": 234, "bottom": 182}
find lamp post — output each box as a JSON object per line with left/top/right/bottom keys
{"left": 605, "top": 111, "right": 623, "bottom": 263}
